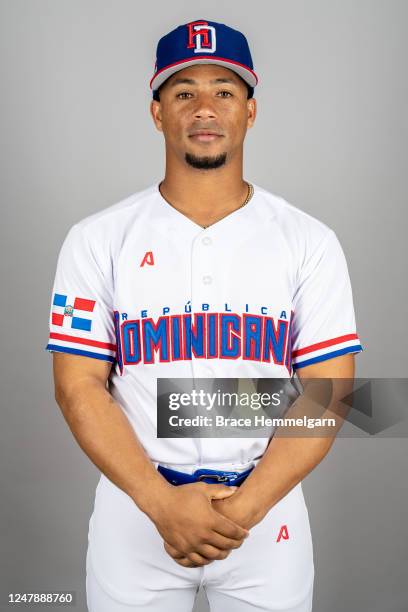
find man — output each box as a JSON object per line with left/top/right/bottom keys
{"left": 46, "top": 19, "right": 364, "bottom": 612}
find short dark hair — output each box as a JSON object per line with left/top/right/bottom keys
{"left": 152, "top": 80, "right": 254, "bottom": 102}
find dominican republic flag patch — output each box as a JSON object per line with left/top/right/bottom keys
{"left": 51, "top": 293, "right": 95, "bottom": 331}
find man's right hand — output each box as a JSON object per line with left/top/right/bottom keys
{"left": 147, "top": 482, "right": 250, "bottom": 566}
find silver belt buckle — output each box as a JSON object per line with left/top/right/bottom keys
{"left": 197, "top": 473, "right": 231, "bottom": 483}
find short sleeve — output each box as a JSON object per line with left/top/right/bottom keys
{"left": 45, "top": 223, "right": 117, "bottom": 363}
{"left": 291, "top": 229, "right": 364, "bottom": 370}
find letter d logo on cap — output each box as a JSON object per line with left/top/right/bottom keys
{"left": 186, "top": 20, "right": 217, "bottom": 54}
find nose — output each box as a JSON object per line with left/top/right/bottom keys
{"left": 193, "top": 93, "right": 217, "bottom": 120}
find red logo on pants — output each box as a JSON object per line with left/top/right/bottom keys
{"left": 276, "top": 524, "right": 290, "bottom": 542}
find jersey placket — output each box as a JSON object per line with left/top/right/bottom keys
{"left": 190, "top": 230, "right": 217, "bottom": 379}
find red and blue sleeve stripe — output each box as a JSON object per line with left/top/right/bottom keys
{"left": 292, "top": 333, "right": 364, "bottom": 369}
{"left": 45, "top": 332, "right": 116, "bottom": 363}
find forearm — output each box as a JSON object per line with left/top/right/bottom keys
{"left": 55, "top": 378, "right": 171, "bottom": 518}
{"left": 232, "top": 434, "right": 332, "bottom": 528}
{"left": 232, "top": 377, "right": 352, "bottom": 527}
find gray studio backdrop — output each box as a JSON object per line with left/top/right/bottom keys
{"left": 1, "top": 1, "right": 407, "bottom": 611}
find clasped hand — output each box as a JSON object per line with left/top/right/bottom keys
{"left": 151, "top": 482, "right": 251, "bottom": 568}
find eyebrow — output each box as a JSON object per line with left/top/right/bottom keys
{"left": 169, "top": 77, "right": 238, "bottom": 87}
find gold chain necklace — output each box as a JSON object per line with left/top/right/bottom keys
{"left": 202, "top": 182, "right": 254, "bottom": 229}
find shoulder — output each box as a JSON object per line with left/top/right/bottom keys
{"left": 253, "top": 184, "right": 336, "bottom": 257}
{"left": 61, "top": 184, "right": 158, "bottom": 253}
{"left": 74, "top": 183, "right": 157, "bottom": 236}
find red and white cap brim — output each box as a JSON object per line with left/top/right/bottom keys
{"left": 150, "top": 56, "right": 258, "bottom": 91}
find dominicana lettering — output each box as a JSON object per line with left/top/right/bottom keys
{"left": 113, "top": 310, "right": 294, "bottom": 375}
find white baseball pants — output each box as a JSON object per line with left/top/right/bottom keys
{"left": 86, "top": 467, "right": 314, "bottom": 611}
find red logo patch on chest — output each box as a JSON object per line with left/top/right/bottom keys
{"left": 140, "top": 251, "right": 155, "bottom": 267}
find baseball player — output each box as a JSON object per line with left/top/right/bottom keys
{"left": 46, "top": 19, "right": 364, "bottom": 612}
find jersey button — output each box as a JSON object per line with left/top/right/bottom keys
{"left": 202, "top": 236, "right": 212, "bottom": 245}
{"left": 202, "top": 275, "right": 212, "bottom": 284}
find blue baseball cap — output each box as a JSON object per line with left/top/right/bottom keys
{"left": 150, "top": 19, "right": 258, "bottom": 96}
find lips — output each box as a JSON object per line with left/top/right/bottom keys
{"left": 188, "top": 130, "right": 223, "bottom": 142}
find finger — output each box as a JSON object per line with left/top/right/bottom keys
{"left": 163, "top": 541, "right": 184, "bottom": 559}
{"left": 163, "top": 541, "right": 214, "bottom": 567}
{"left": 201, "top": 530, "right": 246, "bottom": 551}
{"left": 186, "top": 551, "right": 214, "bottom": 566}
{"left": 174, "top": 557, "right": 199, "bottom": 568}
{"left": 211, "top": 514, "right": 250, "bottom": 540}
{"left": 164, "top": 549, "right": 203, "bottom": 568}
{"left": 196, "top": 543, "right": 231, "bottom": 561}
{"left": 204, "top": 484, "right": 239, "bottom": 500}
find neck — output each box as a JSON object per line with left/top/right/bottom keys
{"left": 159, "top": 148, "right": 248, "bottom": 219}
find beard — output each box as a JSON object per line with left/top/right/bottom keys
{"left": 185, "top": 152, "right": 227, "bottom": 170}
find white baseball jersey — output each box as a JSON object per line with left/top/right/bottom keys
{"left": 46, "top": 183, "right": 363, "bottom": 610}
{"left": 46, "top": 182, "right": 363, "bottom": 466}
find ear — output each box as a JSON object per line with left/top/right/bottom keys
{"left": 246, "top": 97, "right": 257, "bottom": 129}
{"left": 150, "top": 99, "right": 163, "bottom": 132}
